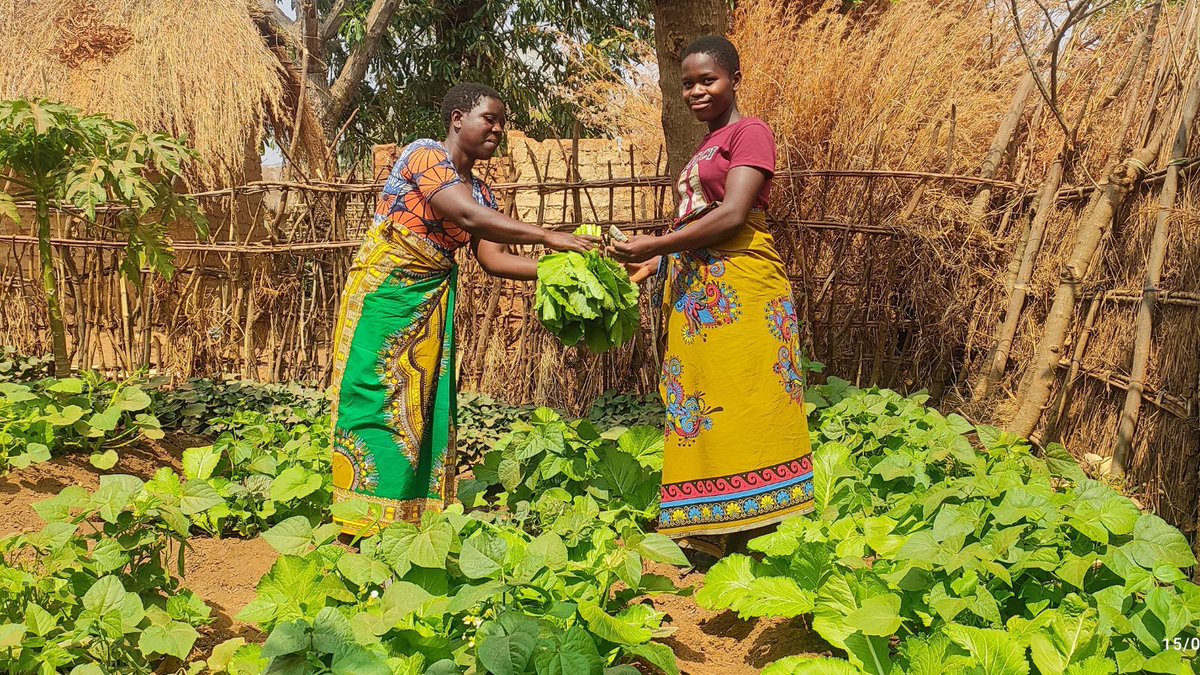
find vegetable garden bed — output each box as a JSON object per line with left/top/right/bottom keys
{"left": 1, "top": 369, "right": 1197, "bottom": 674}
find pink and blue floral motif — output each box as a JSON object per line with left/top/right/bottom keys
{"left": 661, "top": 357, "right": 722, "bottom": 444}
{"left": 669, "top": 249, "right": 742, "bottom": 343}
{"left": 765, "top": 297, "right": 805, "bottom": 404}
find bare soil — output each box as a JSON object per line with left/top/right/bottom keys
{"left": 1, "top": 436, "right": 828, "bottom": 672}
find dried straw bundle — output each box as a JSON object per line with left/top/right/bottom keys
{"left": 0, "top": 0, "right": 295, "bottom": 186}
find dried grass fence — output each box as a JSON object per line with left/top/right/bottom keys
{"left": 3, "top": 0, "right": 1200, "bottom": 554}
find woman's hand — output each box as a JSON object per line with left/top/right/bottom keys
{"left": 624, "top": 257, "right": 660, "bottom": 284}
{"left": 608, "top": 234, "right": 662, "bottom": 264}
{"left": 543, "top": 230, "right": 599, "bottom": 253}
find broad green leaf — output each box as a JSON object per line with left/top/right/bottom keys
{"left": 616, "top": 426, "right": 664, "bottom": 470}
{"left": 24, "top": 603, "right": 56, "bottom": 637}
{"left": 695, "top": 555, "right": 756, "bottom": 613}
{"left": 845, "top": 594, "right": 903, "bottom": 637}
{"left": 578, "top": 602, "right": 653, "bottom": 646}
{"left": 0, "top": 623, "right": 25, "bottom": 649}
{"left": 762, "top": 656, "right": 862, "bottom": 675}
{"left": 1029, "top": 604, "right": 1104, "bottom": 675}
{"left": 183, "top": 445, "right": 222, "bottom": 480}
{"left": 262, "top": 516, "right": 315, "bottom": 555}
{"left": 88, "top": 405, "right": 122, "bottom": 433}
{"left": 1127, "top": 514, "right": 1196, "bottom": 569}
{"left": 88, "top": 537, "right": 129, "bottom": 573}
{"left": 447, "top": 580, "right": 505, "bottom": 614}
{"left": 260, "top": 620, "right": 311, "bottom": 659}
{"left": 623, "top": 642, "right": 679, "bottom": 675}
{"left": 844, "top": 632, "right": 893, "bottom": 675}
{"left": 900, "top": 633, "right": 957, "bottom": 675}
{"left": 1140, "top": 649, "right": 1194, "bottom": 674}
{"left": 526, "top": 532, "right": 569, "bottom": 571}
{"left": 91, "top": 474, "right": 144, "bottom": 522}
{"left": 408, "top": 522, "right": 454, "bottom": 568}
{"left": 89, "top": 449, "right": 119, "bottom": 470}
{"left": 138, "top": 620, "right": 199, "bottom": 660}
{"left": 180, "top": 479, "right": 224, "bottom": 515}
{"left": 740, "top": 577, "right": 816, "bottom": 619}
{"left": 533, "top": 625, "right": 604, "bottom": 675}
{"left": 946, "top": 625, "right": 1029, "bottom": 675}
{"left": 1043, "top": 443, "right": 1087, "bottom": 482}
{"left": 112, "top": 385, "right": 151, "bottom": 411}
{"left": 313, "top": 607, "right": 355, "bottom": 654}
{"left": 82, "top": 575, "right": 127, "bottom": 616}
{"left": 335, "top": 552, "right": 391, "bottom": 587}
{"left": 270, "top": 466, "right": 323, "bottom": 502}
{"left": 382, "top": 580, "right": 434, "bottom": 620}
{"left": 477, "top": 612, "right": 540, "bottom": 675}
{"left": 47, "top": 378, "right": 83, "bottom": 394}
{"left": 1057, "top": 554, "right": 1098, "bottom": 591}
{"left": 637, "top": 533, "right": 690, "bottom": 567}
{"left": 460, "top": 535, "right": 506, "bottom": 579}
{"left": 1069, "top": 480, "right": 1140, "bottom": 543}
{"left": 207, "top": 638, "right": 247, "bottom": 673}
{"left": 331, "top": 643, "right": 391, "bottom": 675}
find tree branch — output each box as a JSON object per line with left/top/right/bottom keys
{"left": 327, "top": 0, "right": 405, "bottom": 127}
{"left": 320, "top": 0, "right": 353, "bottom": 43}
{"left": 1010, "top": 0, "right": 1073, "bottom": 137}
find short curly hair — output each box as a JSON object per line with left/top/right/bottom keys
{"left": 681, "top": 35, "right": 740, "bottom": 75}
{"left": 441, "top": 82, "right": 504, "bottom": 129}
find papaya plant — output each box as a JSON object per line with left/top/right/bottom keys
{"left": 0, "top": 98, "right": 206, "bottom": 374}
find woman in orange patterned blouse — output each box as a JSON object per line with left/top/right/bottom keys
{"left": 330, "top": 83, "right": 594, "bottom": 535}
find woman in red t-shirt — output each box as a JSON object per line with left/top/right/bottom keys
{"left": 611, "top": 36, "right": 816, "bottom": 564}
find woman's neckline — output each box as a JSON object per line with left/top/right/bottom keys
{"left": 702, "top": 115, "right": 756, "bottom": 140}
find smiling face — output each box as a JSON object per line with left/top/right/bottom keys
{"left": 680, "top": 52, "right": 740, "bottom": 123}
{"left": 452, "top": 96, "right": 507, "bottom": 160}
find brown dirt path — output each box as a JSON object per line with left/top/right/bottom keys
{"left": 0, "top": 435, "right": 277, "bottom": 656}
{"left": 645, "top": 563, "right": 832, "bottom": 674}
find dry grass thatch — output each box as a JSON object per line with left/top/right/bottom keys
{"left": 0, "top": 0, "right": 309, "bottom": 186}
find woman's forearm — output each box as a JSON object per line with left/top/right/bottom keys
{"left": 654, "top": 206, "right": 746, "bottom": 255}
{"left": 429, "top": 188, "right": 549, "bottom": 246}
{"left": 456, "top": 205, "right": 550, "bottom": 246}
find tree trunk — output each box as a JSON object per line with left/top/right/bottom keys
{"left": 253, "top": 0, "right": 404, "bottom": 139}
{"left": 36, "top": 199, "right": 69, "bottom": 375}
{"left": 327, "top": 0, "right": 405, "bottom": 132}
{"left": 1111, "top": 65, "right": 1200, "bottom": 476}
{"left": 652, "top": 0, "right": 729, "bottom": 191}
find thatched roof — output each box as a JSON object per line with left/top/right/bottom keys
{"left": 0, "top": 0, "right": 324, "bottom": 186}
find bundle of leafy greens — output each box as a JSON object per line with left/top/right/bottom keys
{"left": 535, "top": 226, "right": 639, "bottom": 352}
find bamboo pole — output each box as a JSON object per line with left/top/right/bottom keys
{"left": 1007, "top": 141, "right": 1169, "bottom": 437}
{"left": 968, "top": 73, "right": 1037, "bottom": 224}
{"left": 974, "top": 142, "right": 1070, "bottom": 400}
{"left": 1111, "top": 59, "right": 1200, "bottom": 475}
{"left": 1045, "top": 295, "right": 1101, "bottom": 440}
{"left": 1007, "top": 5, "right": 1188, "bottom": 437}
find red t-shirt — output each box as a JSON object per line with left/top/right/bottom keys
{"left": 675, "top": 116, "right": 776, "bottom": 219}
